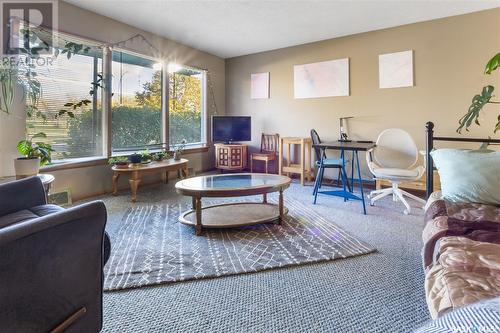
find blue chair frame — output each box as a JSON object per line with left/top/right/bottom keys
{"left": 310, "top": 129, "right": 352, "bottom": 203}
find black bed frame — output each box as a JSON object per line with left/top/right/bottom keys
{"left": 425, "top": 122, "right": 500, "bottom": 199}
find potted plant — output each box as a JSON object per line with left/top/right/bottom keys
{"left": 139, "top": 149, "right": 153, "bottom": 164}
{"left": 108, "top": 156, "right": 129, "bottom": 169}
{"left": 14, "top": 132, "right": 54, "bottom": 178}
{"left": 173, "top": 139, "right": 187, "bottom": 161}
{"left": 152, "top": 151, "right": 168, "bottom": 161}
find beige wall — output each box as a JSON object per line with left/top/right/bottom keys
{"left": 225, "top": 9, "right": 500, "bottom": 177}
{"left": 0, "top": 1, "right": 225, "bottom": 200}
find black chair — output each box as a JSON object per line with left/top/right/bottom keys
{"left": 310, "top": 129, "right": 351, "bottom": 203}
{"left": 0, "top": 177, "right": 110, "bottom": 332}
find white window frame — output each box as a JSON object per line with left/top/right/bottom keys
{"left": 109, "top": 47, "right": 165, "bottom": 156}
{"left": 167, "top": 64, "right": 207, "bottom": 150}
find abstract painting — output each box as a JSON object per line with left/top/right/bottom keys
{"left": 379, "top": 50, "right": 414, "bottom": 89}
{"left": 294, "top": 58, "right": 349, "bottom": 99}
{"left": 251, "top": 72, "right": 270, "bottom": 99}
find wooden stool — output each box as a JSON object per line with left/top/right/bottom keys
{"left": 278, "top": 137, "right": 313, "bottom": 186}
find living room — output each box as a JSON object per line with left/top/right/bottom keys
{"left": 1, "top": 1, "right": 499, "bottom": 332}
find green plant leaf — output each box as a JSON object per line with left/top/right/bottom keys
{"left": 457, "top": 85, "right": 495, "bottom": 133}
{"left": 17, "top": 140, "right": 32, "bottom": 156}
{"left": 485, "top": 53, "right": 500, "bottom": 74}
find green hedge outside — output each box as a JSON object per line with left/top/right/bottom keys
{"left": 67, "top": 106, "right": 201, "bottom": 157}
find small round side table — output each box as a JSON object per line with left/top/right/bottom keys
{"left": 38, "top": 173, "right": 55, "bottom": 198}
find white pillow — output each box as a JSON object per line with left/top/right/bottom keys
{"left": 430, "top": 149, "right": 500, "bottom": 205}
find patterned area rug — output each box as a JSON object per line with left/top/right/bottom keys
{"left": 104, "top": 197, "right": 375, "bottom": 291}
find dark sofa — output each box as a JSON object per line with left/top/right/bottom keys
{"left": 0, "top": 177, "right": 110, "bottom": 332}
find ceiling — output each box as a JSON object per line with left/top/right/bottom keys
{"left": 64, "top": 0, "right": 500, "bottom": 59}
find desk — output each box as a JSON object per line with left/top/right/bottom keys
{"left": 312, "top": 141, "right": 375, "bottom": 214}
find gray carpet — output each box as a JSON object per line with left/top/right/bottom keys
{"left": 98, "top": 180, "right": 430, "bottom": 332}
{"left": 104, "top": 198, "right": 375, "bottom": 291}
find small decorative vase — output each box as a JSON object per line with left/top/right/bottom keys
{"left": 173, "top": 151, "right": 181, "bottom": 161}
{"left": 129, "top": 153, "right": 142, "bottom": 164}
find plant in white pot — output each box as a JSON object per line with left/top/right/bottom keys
{"left": 14, "top": 132, "right": 54, "bottom": 178}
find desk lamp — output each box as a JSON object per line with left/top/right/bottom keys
{"left": 339, "top": 117, "right": 353, "bottom": 142}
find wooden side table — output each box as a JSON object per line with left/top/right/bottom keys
{"left": 215, "top": 143, "right": 248, "bottom": 172}
{"left": 278, "top": 137, "right": 313, "bottom": 186}
{"left": 112, "top": 158, "right": 189, "bottom": 202}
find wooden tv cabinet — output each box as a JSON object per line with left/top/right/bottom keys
{"left": 215, "top": 143, "right": 248, "bottom": 172}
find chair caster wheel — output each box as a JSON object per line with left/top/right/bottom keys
{"left": 403, "top": 209, "right": 409, "bottom": 215}
{"left": 370, "top": 201, "right": 375, "bottom": 206}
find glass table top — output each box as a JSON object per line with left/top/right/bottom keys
{"left": 177, "top": 173, "right": 290, "bottom": 191}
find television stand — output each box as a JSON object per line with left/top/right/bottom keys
{"left": 215, "top": 143, "right": 248, "bottom": 172}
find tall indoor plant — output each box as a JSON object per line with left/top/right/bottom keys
{"left": 457, "top": 52, "right": 500, "bottom": 133}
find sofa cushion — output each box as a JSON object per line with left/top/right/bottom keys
{"left": 0, "top": 205, "right": 64, "bottom": 229}
{"left": 425, "top": 236, "right": 500, "bottom": 319}
{"left": 29, "top": 204, "right": 64, "bottom": 217}
{"left": 0, "top": 210, "right": 39, "bottom": 228}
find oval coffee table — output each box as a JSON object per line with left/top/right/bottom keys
{"left": 175, "top": 173, "right": 291, "bottom": 236}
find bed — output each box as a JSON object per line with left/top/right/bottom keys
{"left": 422, "top": 122, "right": 500, "bottom": 319}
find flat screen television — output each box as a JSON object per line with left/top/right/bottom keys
{"left": 212, "top": 116, "right": 251, "bottom": 143}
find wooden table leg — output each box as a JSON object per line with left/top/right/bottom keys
{"left": 300, "top": 139, "right": 305, "bottom": 186}
{"left": 278, "top": 189, "right": 284, "bottom": 225}
{"left": 192, "top": 196, "right": 196, "bottom": 210}
{"left": 129, "top": 171, "right": 141, "bottom": 203}
{"left": 112, "top": 173, "right": 120, "bottom": 196}
{"left": 287, "top": 142, "right": 291, "bottom": 177}
{"left": 163, "top": 171, "right": 169, "bottom": 184}
{"left": 195, "top": 197, "right": 202, "bottom": 236}
{"left": 263, "top": 193, "right": 267, "bottom": 203}
{"left": 278, "top": 138, "right": 283, "bottom": 175}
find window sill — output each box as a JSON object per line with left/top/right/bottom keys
{"left": 41, "top": 157, "right": 109, "bottom": 172}
{"left": 41, "top": 145, "right": 211, "bottom": 172}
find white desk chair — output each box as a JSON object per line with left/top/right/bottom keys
{"left": 366, "top": 128, "right": 426, "bottom": 214}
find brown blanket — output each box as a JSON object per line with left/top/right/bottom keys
{"left": 422, "top": 199, "right": 500, "bottom": 270}
{"left": 425, "top": 236, "right": 500, "bottom": 319}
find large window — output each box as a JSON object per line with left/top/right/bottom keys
{"left": 168, "top": 66, "right": 205, "bottom": 147}
{"left": 26, "top": 41, "right": 103, "bottom": 160}
{"left": 111, "top": 51, "right": 162, "bottom": 152}
{"left": 22, "top": 33, "right": 207, "bottom": 163}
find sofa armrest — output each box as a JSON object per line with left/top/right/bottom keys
{"left": 0, "top": 200, "right": 107, "bottom": 333}
{"left": 0, "top": 176, "right": 47, "bottom": 217}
